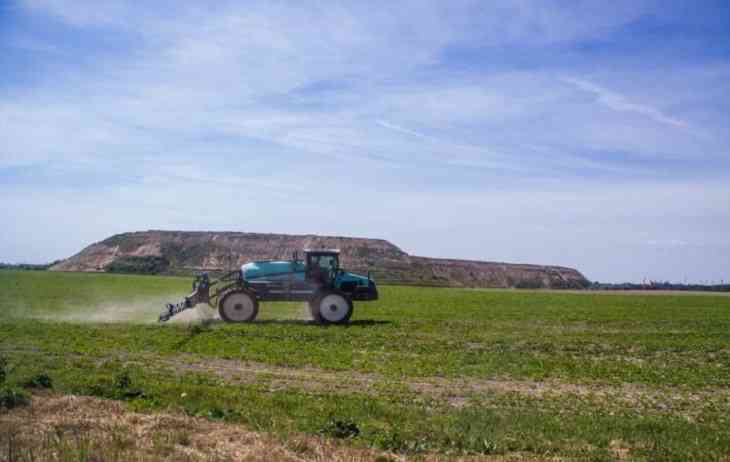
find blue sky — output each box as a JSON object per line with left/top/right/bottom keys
{"left": 1, "top": 0, "right": 729, "bottom": 283}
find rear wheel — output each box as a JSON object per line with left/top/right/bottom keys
{"left": 311, "top": 291, "right": 353, "bottom": 324}
{"left": 218, "top": 290, "right": 258, "bottom": 323}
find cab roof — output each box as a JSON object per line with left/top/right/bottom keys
{"left": 304, "top": 249, "right": 340, "bottom": 254}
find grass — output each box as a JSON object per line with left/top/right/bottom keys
{"left": 1, "top": 269, "right": 730, "bottom": 459}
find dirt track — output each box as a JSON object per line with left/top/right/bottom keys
{"left": 4, "top": 343, "right": 728, "bottom": 415}
{"left": 93, "top": 352, "right": 728, "bottom": 415}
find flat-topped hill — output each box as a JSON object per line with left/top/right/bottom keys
{"left": 50, "top": 230, "right": 589, "bottom": 289}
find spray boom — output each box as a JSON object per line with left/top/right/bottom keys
{"left": 158, "top": 273, "right": 212, "bottom": 322}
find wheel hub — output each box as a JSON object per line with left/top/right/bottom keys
{"left": 220, "top": 292, "right": 257, "bottom": 322}
{"left": 318, "top": 294, "right": 352, "bottom": 323}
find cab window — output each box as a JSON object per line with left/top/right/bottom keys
{"left": 309, "top": 254, "right": 338, "bottom": 271}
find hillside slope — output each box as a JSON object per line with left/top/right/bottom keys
{"left": 50, "top": 230, "right": 589, "bottom": 289}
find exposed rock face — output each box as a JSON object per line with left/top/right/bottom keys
{"left": 50, "top": 230, "right": 589, "bottom": 289}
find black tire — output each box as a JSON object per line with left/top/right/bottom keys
{"left": 311, "top": 290, "right": 353, "bottom": 325}
{"left": 218, "top": 290, "right": 259, "bottom": 323}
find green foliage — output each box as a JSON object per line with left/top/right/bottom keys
{"left": 0, "top": 261, "right": 59, "bottom": 271}
{"left": 105, "top": 256, "right": 170, "bottom": 275}
{"left": 81, "top": 369, "right": 146, "bottom": 401}
{"left": 0, "top": 387, "right": 29, "bottom": 411}
{"left": 371, "top": 429, "right": 419, "bottom": 452}
{"left": 514, "top": 278, "right": 545, "bottom": 289}
{"left": 550, "top": 277, "right": 592, "bottom": 289}
{"left": 204, "top": 407, "right": 242, "bottom": 421}
{"left": 24, "top": 373, "right": 53, "bottom": 389}
{"left": 0, "top": 356, "right": 6, "bottom": 385}
{"left": 319, "top": 418, "right": 360, "bottom": 439}
{"left": 115, "top": 371, "right": 132, "bottom": 390}
{"left": 0, "top": 357, "right": 29, "bottom": 412}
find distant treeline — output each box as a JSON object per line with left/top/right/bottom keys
{"left": 591, "top": 282, "right": 730, "bottom": 292}
{"left": 105, "top": 256, "right": 170, "bottom": 275}
{"left": 0, "top": 261, "right": 62, "bottom": 271}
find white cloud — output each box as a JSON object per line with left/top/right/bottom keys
{"left": 376, "top": 120, "right": 432, "bottom": 140}
{"left": 646, "top": 239, "right": 690, "bottom": 247}
{"left": 562, "top": 77, "right": 689, "bottom": 129}
{"left": 2, "top": 0, "right": 729, "bottom": 282}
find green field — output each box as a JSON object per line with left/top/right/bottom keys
{"left": 2, "top": 269, "right": 730, "bottom": 460}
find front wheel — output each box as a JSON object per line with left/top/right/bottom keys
{"left": 218, "top": 290, "right": 258, "bottom": 323}
{"left": 311, "top": 291, "right": 353, "bottom": 324}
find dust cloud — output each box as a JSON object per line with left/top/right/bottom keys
{"left": 30, "top": 296, "right": 220, "bottom": 324}
{"left": 11, "top": 297, "right": 314, "bottom": 324}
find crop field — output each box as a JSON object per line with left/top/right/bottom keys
{"left": 1, "top": 270, "right": 730, "bottom": 460}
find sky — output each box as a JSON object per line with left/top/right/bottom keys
{"left": 1, "top": 0, "right": 729, "bottom": 283}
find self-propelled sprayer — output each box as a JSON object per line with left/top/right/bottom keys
{"left": 159, "top": 249, "right": 378, "bottom": 324}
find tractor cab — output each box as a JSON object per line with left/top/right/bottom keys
{"left": 304, "top": 249, "right": 340, "bottom": 287}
